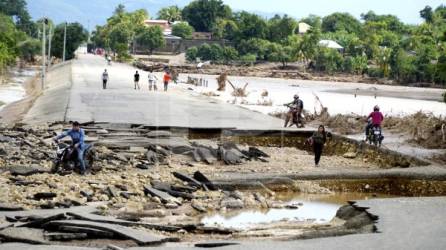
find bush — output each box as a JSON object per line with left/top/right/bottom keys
{"left": 187, "top": 44, "right": 239, "bottom": 63}
{"left": 186, "top": 47, "right": 198, "bottom": 62}
{"left": 240, "top": 53, "right": 256, "bottom": 65}
{"left": 197, "top": 43, "right": 212, "bottom": 60}
{"left": 315, "top": 48, "right": 343, "bottom": 74}
{"left": 343, "top": 56, "right": 354, "bottom": 73}
{"left": 209, "top": 43, "right": 224, "bottom": 61}
{"left": 172, "top": 22, "right": 194, "bottom": 39}
{"left": 222, "top": 46, "right": 239, "bottom": 62}
{"left": 367, "top": 67, "right": 384, "bottom": 78}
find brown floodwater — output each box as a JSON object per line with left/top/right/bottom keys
{"left": 201, "top": 192, "right": 397, "bottom": 230}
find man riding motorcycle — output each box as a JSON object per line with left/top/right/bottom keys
{"left": 365, "top": 105, "right": 384, "bottom": 141}
{"left": 284, "top": 94, "right": 304, "bottom": 128}
{"left": 53, "top": 121, "right": 89, "bottom": 175}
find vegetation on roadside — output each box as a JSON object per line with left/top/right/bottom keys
{"left": 179, "top": 0, "right": 446, "bottom": 85}
{"left": 0, "top": 0, "right": 39, "bottom": 73}
{"left": 0, "top": 0, "right": 88, "bottom": 74}
{"left": 172, "top": 22, "right": 195, "bottom": 39}
{"left": 91, "top": 5, "right": 165, "bottom": 61}
{"left": 89, "top": 0, "right": 446, "bottom": 85}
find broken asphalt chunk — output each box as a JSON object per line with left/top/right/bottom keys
{"left": 45, "top": 220, "right": 169, "bottom": 246}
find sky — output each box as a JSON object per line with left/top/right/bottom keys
{"left": 223, "top": 0, "right": 446, "bottom": 24}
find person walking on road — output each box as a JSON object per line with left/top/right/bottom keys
{"left": 134, "top": 71, "right": 140, "bottom": 90}
{"left": 148, "top": 70, "right": 158, "bottom": 91}
{"left": 102, "top": 69, "right": 109, "bottom": 89}
{"left": 309, "top": 125, "right": 330, "bottom": 167}
{"left": 163, "top": 71, "right": 171, "bottom": 92}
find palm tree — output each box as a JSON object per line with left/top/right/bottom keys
{"left": 157, "top": 6, "right": 182, "bottom": 23}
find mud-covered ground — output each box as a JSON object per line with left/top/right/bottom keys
{"left": 0, "top": 123, "right": 378, "bottom": 210}
{"left": 0, "top": 123, "right": 395, "bottom": 246}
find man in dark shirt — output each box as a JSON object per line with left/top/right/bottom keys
{"left": 284, "top": 94, "right": 304, "bottom": 127}
{"left": 134, "top": 71, "right": 140, "bottom": 90}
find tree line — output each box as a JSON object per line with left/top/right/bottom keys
{"left": 0, "top": 0, "right": 87, "bottom": 75}
{"left": 181, "top": 0, "right": 446, "bottom": 85}
{"left": 91, "top": 0, "right": 446, "bottom": 85}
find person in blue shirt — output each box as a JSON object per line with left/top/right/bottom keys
{"left": 53, "top": 121, "right": 88, "bottom": 175}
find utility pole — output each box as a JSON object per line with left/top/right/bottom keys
{"left": 41, "top": 18, "right": 47, "bottom": 90}
{"left": 87, "top": 19, "right": 90, "bottom": 43}
{"left": 63, "top": 22, "right": 67, "bottom": 62}
{"left": 48, "top": 24, "right": 52, "bottom": 68}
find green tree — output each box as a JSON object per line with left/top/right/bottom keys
{"left": 209, "top": 43, "right": 224, "bottom": 61}
{"left": 92, "top": 7, "right": 148, "bottom": 56}
{"left": 299, "top": 25, "right": 321, "bottom": 61}
{"left": 351, "top": 55, "right": 368, "bottom": 74}
{"left": 234, "top": 11, "right": 268, "bottom": 41}
{"left": 322, "top": 12, "right": 362, "bottom": 34}
{"left": 136, "top": 26, "right": 165, "bottom": 55}
{"left": 212, "top": 18, "right": 239, "bottom": 40}
{"left": 361, "top": 11, "right": 407, "bottom": 34}
{"left": 390, "top": 48, "right": 417, "bottom": 83}
{"left": 172, "top": 22, "right": 194, "bottom": 39}
{"left": 186, "top": 46, "right": 198, "bottom": 61}
{"left": 157, "top": 6, "right": 182, "bottom": 22}
{"left": 114, "top": 4, "right": 126, "bottom": 16}
{"left": 109, "top": 22, "right": 131, "bottom": 56}
{"left": 420, "top": 6, "right": 434, "bottom": 23}
{"left": 237, "top": 38, "right": 270, "bottom": 60}
{"left": 182, "top": 0, "right": 231, "bottom": 32}
{"left": 0, "top": 0, "right": 36, "bottom": 37}
{"left": 322, "top": 30, "right": 362, "bottom": 56}
{"left": 315, "top": 47, "right": 343, "bottom": 74}
{"left": 435, "top": 53, "right": 446, "bottom": 84}
{"left": 240, "top": 53, "right": 256, "bottom": 65}
{"left": 299, "top": 15, "right": 322, "bottom": 29}
{"left": 17, "top": 38, "right": 40, "bottom": 62}
{"left": 222, "top": 46, "right": 238, "bottom": 62}
{"left": 0, "top": 14, "right": 18, "bottom": 71}
{"left": 267, "top": 14, "right": 298, "bottom": 43}
{"left": 51, "top": 22, "right": 88, "bottom": 60}
{"left": 268, "top": 43, "right": 294, "bottom": 67}
{"left": 197, "top": 43, "right": 212, "bottom": 60}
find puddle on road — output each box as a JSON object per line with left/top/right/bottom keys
{"left": 201, "top": 192, "right": 396, "bottom": 230}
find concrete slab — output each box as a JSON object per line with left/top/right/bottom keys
{"left": 23, "top": 54, "right": 283, "bottom": 129}
{"left": 45, "top": 220, "right": 167, "bottom": 246}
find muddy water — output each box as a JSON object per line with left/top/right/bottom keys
{"left": 201, "top": 192, "right": 395, "bottom": 230}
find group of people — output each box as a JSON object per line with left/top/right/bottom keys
{"left": 286, "top": 94, "right": 384, "bottom": 167}
{"left": 101, "top": 69, "right": 172, "bottom": 91}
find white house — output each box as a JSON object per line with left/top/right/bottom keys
{"left": 298, "top": 22, "right": 311, "bottom": 34}
{"left": 318, "top": 40, "right": 344, "bottom": 51}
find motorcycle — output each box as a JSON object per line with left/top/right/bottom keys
{"left": 367, "top": 125, "right": 384, "bottom": 147}
{"left": 284, "top": 104, "right": 304, "bottom": 128}
{"left": 52, "top": 142, "right": 97, "bottom": 174}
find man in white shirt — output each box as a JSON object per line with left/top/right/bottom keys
{"left": 148, "top": 70, "right": 158, "bottom": 91}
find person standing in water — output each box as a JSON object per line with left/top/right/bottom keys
{"left": 311, "top": 125, "right": 330, "bottom": 167}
